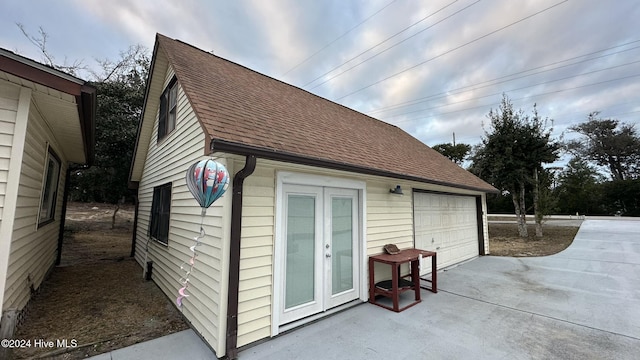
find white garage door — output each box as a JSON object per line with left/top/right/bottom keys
{"left": 414, "top": 192, "right": 479, "bottom": 274}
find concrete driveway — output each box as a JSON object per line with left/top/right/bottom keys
{"left": 240, "top": 219, "right": 640, "bottom": 360}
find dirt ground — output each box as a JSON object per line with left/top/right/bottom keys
{"left": 11, "top": 203, "right": 188, "bottom": 360}
{"left": 488, "top": 222, "right": 580, "bottom": 257}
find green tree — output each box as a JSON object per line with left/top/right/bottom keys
{"left": 471, "top": 95, "right": 558, "bottom": 237}
{"left": 69, "top": 46, "right": 149, "bottom": 204}
{"left": 554, "top": 157, "right": 604, "bottom": 215}
{"left": 18, "top": 25, "right": 149, "bottom": 209}
{"left": 432, "top": 143, "right": 472, "bottom": 165}
{"left": 566, "top": 113, "right": 640, "bottom": 181}
{"left": 534, "top": 168, "right": 558, "bottom": 230}
{"left": 600, "top": 179, "right": 640, "bottom": 216}
{"left": 485, "top": 192, "right": 515, "bottom": 214}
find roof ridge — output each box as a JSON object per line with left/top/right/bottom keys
{"left": 156, "top": 33, "right": 403, "bottom": 133}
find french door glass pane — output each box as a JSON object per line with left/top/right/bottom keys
{"left": 285, "top": 195, "right": 316, "bottom": 309}
{"left": 331, "top": 197, "right": 353, "bottom": 295}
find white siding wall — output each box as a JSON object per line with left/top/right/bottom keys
{"left": 134, "top": 66, "right": 231, "bottom": 356}
{"left": 3, "top": 97, "right": 67, "bottom": 312}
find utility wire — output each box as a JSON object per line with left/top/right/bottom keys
{"left": 303, "top": 0, "right": 467, "bottom": 88}
{"left": 385, "top": 73, "right": 640, "bottom": 125}
{"left": 335, "top": 0, "right": 569, "bottom": 101}
{"left": 373, "top": 51, "right": 640, "bottom": 117}
{"left": 367, "top": 40, "right": 640, "bottom": 115}
{"left": 382, "top": 60, "right": 640, "bottom": 119}
{"left": 280, "top": 0, "right": 398, "bottom": 77}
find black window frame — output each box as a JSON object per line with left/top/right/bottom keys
{"left": 149, "top": 182, "right": 172, "bottom": 245}
{"left": 158, "top": 77, "right": 178, "bottom": 141}
{"left": 38, "top": 146, "right": 61, "bottom": 227}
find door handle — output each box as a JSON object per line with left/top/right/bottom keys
{"left": 326, "top": 253, "right": 331, "bottom": 258}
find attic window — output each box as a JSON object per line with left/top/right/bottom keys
{"left": 158, "top": 77, "right": 178, "bottom": 141}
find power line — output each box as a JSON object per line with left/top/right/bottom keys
{"left": 384, "top": 73, "right": 640, "bottom": 125}
{"left": 395, "top": 100, "right": 640, "bottom": 145}
{"left": 303, "top": 0, "right": 470, "bottom": 88}
{"left": 380, "top": 60, "right": 640, "bottom": 119}
{"left": 280, "top": 0, "right": 398, "bottom": 77}
{"left": 366, "top": 40, "right": 640, "bottom": 115}
{"left": 335, "top": 0, "right": 569, "bottom": 101}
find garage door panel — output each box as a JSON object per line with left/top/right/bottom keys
{"left": 414, "top": 192, "right": 479, "bottom": 274}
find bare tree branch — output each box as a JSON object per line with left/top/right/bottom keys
{"left": 16, "top": 23, "right": 87, "bottom": 77}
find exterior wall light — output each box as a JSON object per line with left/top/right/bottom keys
{"left": 389, "top": 185, "right": 404, "bottom": 195}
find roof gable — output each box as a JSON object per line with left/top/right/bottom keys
{"left": 145, "top": 34, "right": 496, "bottom": 193}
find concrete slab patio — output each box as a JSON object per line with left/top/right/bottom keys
{"left": 240, "top": 219, "right": 640, "bottom": 360}
{"left": 91, "top": 219, "right": 640, "bottom": 359}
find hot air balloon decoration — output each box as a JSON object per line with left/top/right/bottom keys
{"left": 177, "top": 159, "right": 229, "bottom": 308}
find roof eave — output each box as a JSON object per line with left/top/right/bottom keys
{"left": 210, "top": 139, "right": 498, "bottom": 194}
{"left": 0, "top": 48, "right": 86, "bottom": 94}
{"left": 0, "top": 49, "right": 96, "bottom": 165}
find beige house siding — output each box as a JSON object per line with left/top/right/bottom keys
{"left": 0, "top": 79, "right": 20, "bottom": 221}
{"left": 134, "top": 65, "right": 232, "bottom": 355}
{"left": 131, "top": 53, "right": 490, "bottom": 354}
{"left": 0, "top": 80, "right": 22, "bottom": 314}
{"left": 233, "top": 159, "right": 489, "bottom": 347}
{"left": 234, "top": 159, "right": 275, "bottom": 347}
{"left": 366, "top": 180, "right": 414, "bottom": 254}
{"left": 3, "top": 95, "right": 67, "bottom": 312}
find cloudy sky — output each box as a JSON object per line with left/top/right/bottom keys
{"left": 2, "top": 0, "right": 639, "bottom": 164}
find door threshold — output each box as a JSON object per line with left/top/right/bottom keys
{"left": 278, "top": 299, "right": 364, "bottom": 334}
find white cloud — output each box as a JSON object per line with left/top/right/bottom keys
{"left": 3, "top": 0, "right": 638, "bottom": 162}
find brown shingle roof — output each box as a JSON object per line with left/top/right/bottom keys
{"left": 157, "top": 34, "right": 496, "bottom": 193}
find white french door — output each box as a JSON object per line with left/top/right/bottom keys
{"left": 279, "top": 185, "right": 359, "bottom": 325}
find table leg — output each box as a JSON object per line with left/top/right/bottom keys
{"left": 432, "top": 253, "right": 437, "bottom": 293}
{"left": 368, "top": 258, "right": 375, "bottom": 303}
{"left": 391, "top": 264, "right": 399, "bottom": 312}
{"left": 411, "top": 259, "right": 421, "bottom": 300}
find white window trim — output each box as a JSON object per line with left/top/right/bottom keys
{"left": 271, "top": 171, "right": 367, "bottom": 336}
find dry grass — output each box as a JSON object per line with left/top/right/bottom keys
{"left": 11, "top": 203, "right": 188, "bottom": 360}
{"left": 489, "top": 223, "right": 579, "bottom": 257}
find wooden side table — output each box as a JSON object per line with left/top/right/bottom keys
{"left": 368, "top": 249, "right": 437, "bottom": 312}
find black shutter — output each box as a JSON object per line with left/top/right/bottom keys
{"left": 150, "top": 187, "right": 160, "bottom": 238}
{"left": 159, "top": 185, "right": 171, "bottom": 242}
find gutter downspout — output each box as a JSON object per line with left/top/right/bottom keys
{"left": 130, "top": 193, "right": 139, "bottom": 258}
{"left": 56, "top": 166, "right": 74, "bottom": 266}
{"left": 225, "top": 155, "right": 256, "bottom": 359}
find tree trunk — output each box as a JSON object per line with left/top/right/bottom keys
{"left": 111, "top": 204, "right": 120, "bottom": 230}
{"left": 533, "top": 169, "right": 543, "bottom": 237}
{"left": 511, "top": 184, "right": 528, "bottom": 238}
{"left": 608, "top": 155, "right": 625, "bottom": 181}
